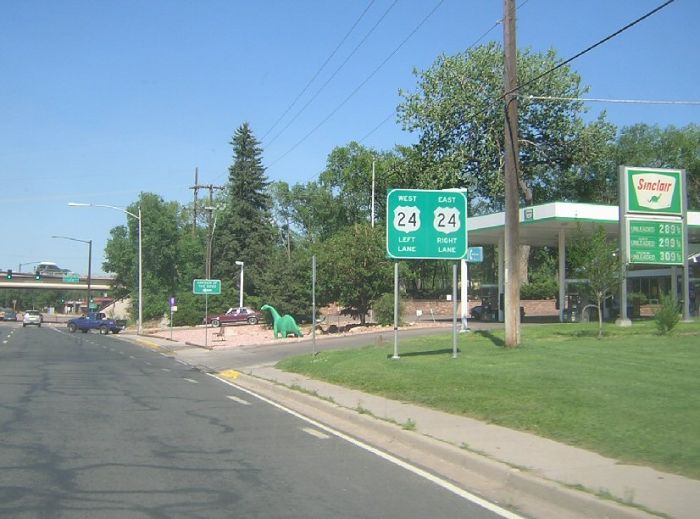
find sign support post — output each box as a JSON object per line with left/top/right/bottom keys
{"left": 193, "top": 279, "right": 222, "bottom": 349}
{"left": 452, "top": 262, "right": 458, "bottom": 358}
{"left": 392, "top": 262, "right": 400, "bottom": 360}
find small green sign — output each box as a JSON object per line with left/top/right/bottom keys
{"left": 63, "top": 274, "right": 80, "bottom": 283}
{"left": 386, "top": 189, "right": 468, "bottom": 260}
{"left": 625, "top": 168, "right": 683, "bottom": 216}
{"left": 627, "top": 218, "right": 684, "bottom": 265}
{"left": 193, "top": 279, "right": 221, "bottom": 295}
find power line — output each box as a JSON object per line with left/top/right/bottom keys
{"left": 504, "top": 0, "right": 675, "bottom": 99}
{"left": 265, "top": 0, "right": 400, "bottom": 148}
{"left": 527, "top": 95, "right": 700, "bottom": 106}
{"left": 268, "top": 0, "right": 445, "bottom": 168}
{"left": 358, "top": 0, "right": 531, "bottom": 146}
{"left": 427, "top": 0, "right": 677, "bottom": 151}
{"left": 260, "top": 0, "right": 377, "bottom": 141}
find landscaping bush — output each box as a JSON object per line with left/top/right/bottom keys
{"left": 655, "top": 293, "right": 680, "bottom": 334}
{"left": 373, "top": 293, "right": 403, "bottom": 326}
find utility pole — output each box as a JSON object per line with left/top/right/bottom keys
{"left": 202, "top": 183, "right": 225, "bottom": 279}
{"left": 189, "top": 168, "right": 199, "bottom": 235}
{"left": 503, "top": 0, "right": 521, "bottom": 347}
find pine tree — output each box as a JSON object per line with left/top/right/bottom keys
{"left": 213, "top": 123, "right": 276, "bottom": 300}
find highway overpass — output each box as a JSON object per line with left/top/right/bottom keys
{"left": 0, "top": 272, "right": 113, "bottom": 291}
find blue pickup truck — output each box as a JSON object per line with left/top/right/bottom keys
{"left": 67, "top": 312, "right": 127, "bottom": 334}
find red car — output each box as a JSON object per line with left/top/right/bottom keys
{"left": 204, "top": 307, "right": 262, "bottom": 327}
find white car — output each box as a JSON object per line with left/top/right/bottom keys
{"left": 23, "top": 310, "right": 42, "bottom": 327}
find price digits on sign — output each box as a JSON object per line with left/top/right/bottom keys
{"left": 658, "top": 222, "right": 680, "bottom": 235}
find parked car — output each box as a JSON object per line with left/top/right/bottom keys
{"left": 23, "top": 310, "right": 42, "bottom": 327}
{"left": 204, "top": 307, "right": 263, "bottom": 327}
{"left": 2, "top": 309, "right": 17, "bottom": 321}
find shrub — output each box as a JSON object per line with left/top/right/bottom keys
{"left": 372, "top": 293, "right": 403, "bottom": 326}
{"left": 655, "top": 293, "right": 680, "bottom": 334}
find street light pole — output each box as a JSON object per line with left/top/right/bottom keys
{"left": 51, "top": 235, "right": 92, "bottom": 313}
{"left": 235, "top": 261, "right": 244, "bottom": 308}
{"left": 68, "top": 202, "right": 143, "bottom": 335}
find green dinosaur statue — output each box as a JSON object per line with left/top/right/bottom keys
{"left": 261, "top": 304, "right": 303, "bottom": 338}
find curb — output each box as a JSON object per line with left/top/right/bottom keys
{"left": 229, "top": 372, "right": 658, "bottom": 519}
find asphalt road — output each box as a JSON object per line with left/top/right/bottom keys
{"left": 0, "top": 323, "right": 510, "bottom": 518}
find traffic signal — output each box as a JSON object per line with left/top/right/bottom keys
{"left": 5, "top": 269, "right": 12, "bottom": 280}
{"left": 35, "top": 273, "right": 41, "bottom": 280}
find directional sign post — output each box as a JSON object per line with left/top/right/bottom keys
{"left": 192, "top": 279, "right": 221, "bottom": 295}
{"left": 63, "top": 274, "right": 80, "bottom": 283}
{"left": 193, "top": 279, "right": 221, "bottom": 350}
{"left": 386, "top": 189, "right": 467, "bottom": 260}
{"left": 386, "top": 189, "right": 468, "bottom": 360}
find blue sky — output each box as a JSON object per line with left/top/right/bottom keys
{"left": 1, "top": 0, "right": 698, "bottom": 275}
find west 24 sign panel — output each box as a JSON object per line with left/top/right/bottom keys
{"left": 386, "top": 189, "right": 467, "bottom": 260}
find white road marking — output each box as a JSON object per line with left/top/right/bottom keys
{"left": 129, "top": 355, "right": 135, "bottom": 359}
{"left": 208, "top": 373, "right": 524, "bottom": 519}
{"left": 161, "top": 368, "right": 171, "bottom": 372}
{"left": 226, "top": 395, "right": 251, "bottom": 405}
{"left": 183, "top": 378, "right": 198, "bottom": 384}
{"left": 302, "top": 427, "right": 330, "bottom": 440}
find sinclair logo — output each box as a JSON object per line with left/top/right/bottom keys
{"left": 626, "top": 168, "right": 682, "bottom": 215}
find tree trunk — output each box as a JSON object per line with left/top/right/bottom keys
{"left": 597, "top": 299, "right": 603, "bottom": 339}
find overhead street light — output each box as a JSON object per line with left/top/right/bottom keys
{"left": 235, "top": 260, "right": 244, "bottom": 308}
{"left": 68, "top": 202, "right": 142, "bottom": 335}
{"left": 51, "top": 235, "right": 92, "bottom": 314}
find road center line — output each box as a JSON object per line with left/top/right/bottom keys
{"left": 302, "top": 427, "right": 330, "bottom": 440}
{"left": 226, "top": 395, "right": 251, "bottom": 405}
{"left": 183, "top": 378, "right": 198, "bottom": 384}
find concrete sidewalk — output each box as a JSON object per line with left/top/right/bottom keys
{"left": 127, "top": 333, "right": 699, "bottom": 519}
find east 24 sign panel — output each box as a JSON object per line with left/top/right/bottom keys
{"left": 386, "top": 189, "right": 467, "bottom": 260}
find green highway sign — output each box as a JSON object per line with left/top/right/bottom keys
{"left": 386, "top": 189, "right": 467, "bottom": 260}
{"left": 63, "top": 274, "right": 80, "bottom": 283}
{"left": 192, "top": 279, "right": 221, "bottom": 295}
{"left": 627, "top": 218, "right": 684, "bottom": 265}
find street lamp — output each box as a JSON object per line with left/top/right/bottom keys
{"left": 68, "top": 202, "right": 142, "bottom": 335}
{"left": 52, "top": 236, "right": 92, "bottom": 313}
{"left": 235, "top": 261, "right": 244, "bottom": 308}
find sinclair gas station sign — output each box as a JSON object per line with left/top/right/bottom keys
{"left": 621, "top": 167, "right": 686, "bottom": 266}
{"left": 625, "top": 168, "right": 683, "bottom": 216}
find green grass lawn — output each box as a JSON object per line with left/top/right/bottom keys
{"left": 278, "top": 320, "right": 700, "bottom": 479}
